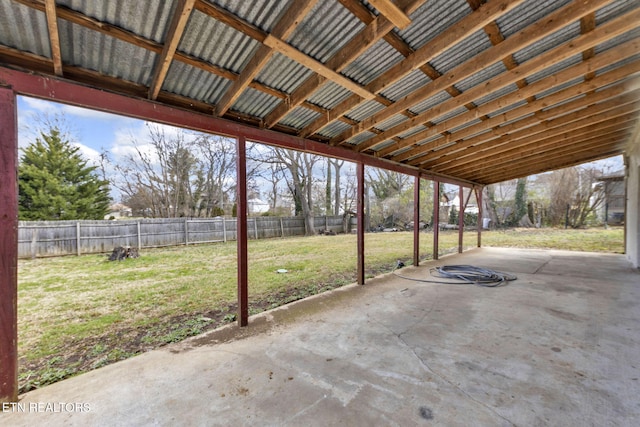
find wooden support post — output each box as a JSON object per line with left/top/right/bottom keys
{"left": 236, "top": 136, "right": 248, "bottom": 327}
{"left": 0, "top": 87, "right": 18, "bottom": 403}
{"left": 254, "top": 217, "right": 258, "bottom": 240}
{"left": 137, "top": 221, "right": 142, "bottom": 250}
{"left": 357, "top": 162, "right": 365, "bottom": 285}
{"left": 413, "top": 176, "right": 420, "bottom": 267}
{"left": 280, "top": 217, "right": 284, "bottom": 238}
{"left": 433, "top": 180, "right": 440, "bottom": 260}
{"left": 458, "top": 186, "right": 464, "bottom": 253}
{"left": 184, "top": 218, "right": 189, "bottom": 245}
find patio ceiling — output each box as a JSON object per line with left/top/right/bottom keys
{"left": 0, "top": 0, "right": 639, "bottom": 185}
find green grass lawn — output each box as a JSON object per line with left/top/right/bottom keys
{"left": 17, "top": 227, "right": 623, "bottom": 392}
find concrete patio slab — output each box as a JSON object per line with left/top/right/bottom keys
{"left": 2, "top": 247, "right": 639, "bottom": 426}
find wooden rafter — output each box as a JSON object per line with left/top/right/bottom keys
{"left": 148, "top": 0, "right": 196, "bottom": 100}
{"left": 301, "top": 0, "right": 526, "bottom": 140}
{"left": 434, "top": 103, "right": 640, "bottom": 174}
{"left": 264, "top": 0, "right": 425, "bottom": 129}
{"left": 367, "top": 0, "right": 412, "bottom": 29}
{"left": 43, "top": 0, "right": 62, "bottom": 76}
{"left": 215, "top": 0, "right": 318, "bottom": 117}
{"left": 351, "top": 7, "right": 639, "bottom": 153}
{"left": 262, "top": 35, "right": 376, "bottom": 101}
{"left": 391, "top": 59, "right": 640, "bottom": 163}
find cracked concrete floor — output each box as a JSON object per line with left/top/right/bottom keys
{"left": 3, "top": 247, "right": 640, "bottom": 426}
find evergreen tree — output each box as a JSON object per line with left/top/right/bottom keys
{"left": 19, "top": 128, "right": 111, "bottom": 220}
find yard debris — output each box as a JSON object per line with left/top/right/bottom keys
{"left": 108, "top": 246, "right": 140, "bottom": 261}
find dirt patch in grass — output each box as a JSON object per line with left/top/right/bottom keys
{"left": 17, "top": 273, "right": 359, "bottom": 393}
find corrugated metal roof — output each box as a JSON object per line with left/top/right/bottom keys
{"left": 513, "top": 21, "right": 581, "bottom": 64}
{"left": 342, "top": 39, "right": 404, "bottom": 86}
{"left": 316, "top": 120, "right": 352, "bottom": 139}
{"left": 61, "top": 21, "right": 156, "bottom": 84}
{"left": 474, "top": 83, "right": 519, "bottom": 107}
{"left": 180, "top": 10, "right": 260, "bottom": 73}
{"left": 0, "top": 0, "right": 636, "bottom": 186}
{"left": 163, "top": 61, "right": 231, "bottom": 104}
{"left": 525, "top": 54, "right": 582, "bottom": 86}
{"left": 487, "top": 99, "right": 528, "bottom": 118}
{"left": 454, "top": 61, "right": 507, "bottom": 93}
{"left": 409, "top": 91, "right": 451, "bottom": 115}
{"left": 396, "top": 0, "right": 471, "bottom": 51}
{"left": 231, "top": 87, "right": 280, "bottom": 118}
{"left": 345, "top": 99, "right": 386, "bottom": 122}
{"left": 0, "top": 1, "right": 49, "bottom": 56}
{"left": 58, "top": 0, "right": 174, "bottom": 43}
{"left": 496, "top": 0, "right": 573, "bottom": 38}
{"left": 596, "top": 0, "right": 638, "bottom": 25}
{"left": 430, "top": 29, "right": 493, "bottom": 76}
{"left": 287, "top": 0, "right": 364, "bottom": 63}
{"left": 278, "top": 106, "right": 321, "bottom": 130}
{"left": 307, "top": 81, "right": 353, "bottom": 110}
{"left": 379, "top": 69, "right": 431, "bottom": 102}
{"left": 209, "top": 0, "right": 290, "bottom": 32}
{"left": 255, "top": 52, "right": 314, "bottom": 94}
{"left": 375, "top": 114, "right": 408, "bottom": 132}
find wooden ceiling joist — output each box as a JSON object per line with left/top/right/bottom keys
{"left": 215, "top": 0, "right": 318, "bottom": 117}
{"left": 352, "top": 5, "right": 639, "bottom": 152}
{"left": 334, "top": 0, "right": 620, "bottom": 147}
{"left": 1, "top": 0, "right": 637, "bottom": 187}
{"left": 148, "top": 0, "right": 196, "bottom": 100}
{"left": 384, "top": 60, "right": 640, "bottom": 161}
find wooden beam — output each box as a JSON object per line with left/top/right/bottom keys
{"left": 0, "top": 66, "right": 477, "bottom": 188}
{"left": 303, "top": 0, "right": 525, "bottom": 139}
{"left": 354, "top": 9, "right": 640, "bottom": 152}
{"left": 194, "top": 0, "right": 267, "bottom": 43}
{"left": 265, "top": 0, "right": 424, "bottom": 129}
{"left": 464, "top": 128, "right": 634, "bottom": 181}
{"left": 385, "top": 60, "right": 640, "bottom": 160}
{"left": 148, "top": 0, "right": 196, "bottom": 100}
{"left": 462, "top": 124, "right": 635, "bottom": 178}
{"left": 367, "top": 0, "right": 412, "bottom": 29}
{"left": 0, "top": 87, "right": 18, "bottom": 403}
{"left": 413, "top": 79, "right": 640, "bottom": 167}
{"left": 433, "top": 180, "right": 440, "bottom": 260}
{"left": 435, "top": 102, "right": 640, "bottom": 173}
{"left": 262, "top": 34, "right": 376, "bottom": 100}
{"left": 476, "top": 135, "right": 630, "bottom": 184}
{"left": 215, "top": 0, "right": 318, "bottom": 116}
{"left": 44, "top": 0, "right": 63, "bottom": 76}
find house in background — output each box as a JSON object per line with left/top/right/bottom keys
{"left": 104, "top": 203, "right": 132, "bottom": 219}
{"left": 598, "top": 171, "right": 625, "bottom": 225}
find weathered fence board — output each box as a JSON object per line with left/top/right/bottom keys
{"left": 17, "top": 216, "right": 345, "bottom": 259}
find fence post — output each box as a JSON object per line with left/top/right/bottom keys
{"left": 222, "top": 218, "right": 227, "bottom": 243}
{"left": 31, "top": 228, "right": 37, "bottom": 259}
{"left": 185, "top": 218, "right": 189, "bottom": 245}
{"left": 76, "top": 221, "right": 81, "bottom": 256}
{"left": 280, "top": 218, "right": 284, "bottom": 238}
{"left": 253, "top": 217, "right": 258, "bottom": 240}
{"left": 137, "top": 221, "right": 141, "bottom": 249}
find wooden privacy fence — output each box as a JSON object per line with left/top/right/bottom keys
{"left": 18, "top": 216, "right": 345, "bottom": 259}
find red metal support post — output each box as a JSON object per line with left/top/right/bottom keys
{"left": 476, "top": 186, "right": 483, "bottom": 248}
{"left": 0, "top": 87, "right": 18, "bottom": 402}
{"left": 458, "top": 186, "right": 464, "bottom": 253}
{"left": 413, "top": 176, "right": 420, "bottom": 267}
{"left": 357, "top": 162, "right": 365, "bottom": 285}
{"left": 236, "top": 136, "right": 248, "bottom": 327}
{"left": 433, "top": 180, "right": 440, "bottom": 260}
